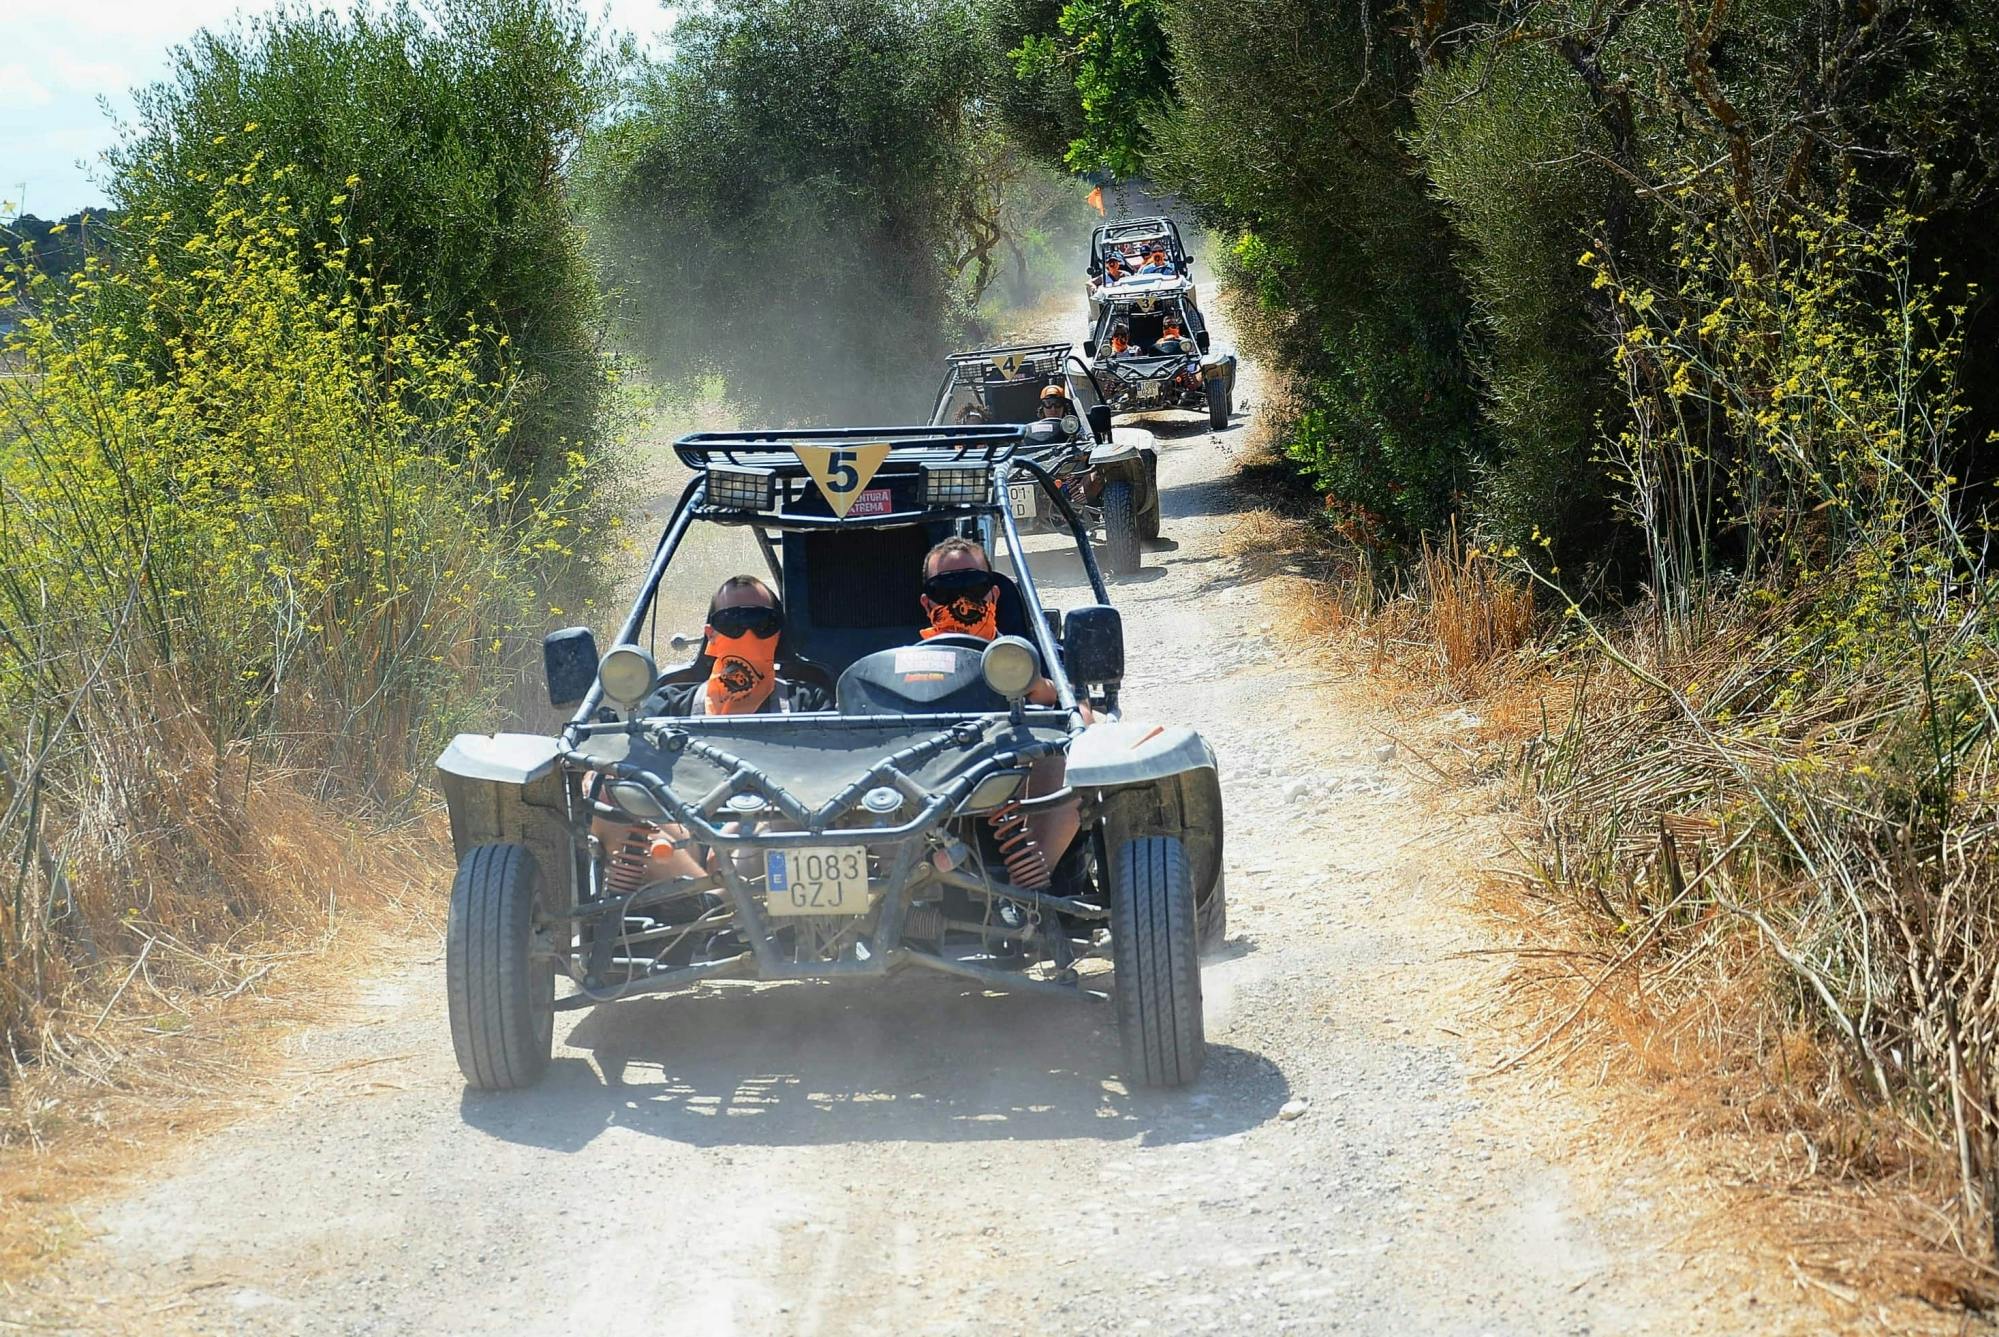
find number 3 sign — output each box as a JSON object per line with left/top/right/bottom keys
{"left": 793, "top": 442, "right": 892, "bottom": 517}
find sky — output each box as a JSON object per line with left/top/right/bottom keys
{"left": 1, "top": 0, "right": 671, "bottom": 220}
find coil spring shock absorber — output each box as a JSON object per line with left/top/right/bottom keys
{"left": 987, "top": 798, "right": 1050, "bottom": 890}
{"left": 604, "top": 825, "right": 661, "bottom": 897}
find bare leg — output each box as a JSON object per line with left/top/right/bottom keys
{"left": 1023, "top": 755, "right": 1080, "bottom": 878}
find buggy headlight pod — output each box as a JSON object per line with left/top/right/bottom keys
{"left": 980, "top": 635, "right": 1038, "bottom": 700}
{"left": 923, "top": 463, "right": 989, "bottom": 506}
{"left": 606, "top": 779, "right": 668, "bottom": 822}
{"left": 706, "top": 465, "right": 774, "bottom": 511}
{"left": 962, "top": 768, "right": 1027, "bottom": 812}
{"left": 598, "top": 644, "right": 657, "bottom": 709}
{"left": 1061, "top": 413, "right": 1081, "bottom": 436}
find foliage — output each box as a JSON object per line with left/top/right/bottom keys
{"left": 1148, "top": 0, "right": 1489, "bottom": 546}
{"left": 0, "top": 167, "right": 599, "bottom": 1064}
{"left": 585, "top": 0, "right": 1062, "bottom": 423}
{"left": 1008, "top": 0, "right": 1169, "bottom": 178}
{"left": 1, "top": 212, "right": 115, "bottom": 292}
{"left": 107, "top": 0, "right": 619, "bottom": 478}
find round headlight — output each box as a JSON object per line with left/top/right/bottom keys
{"left": 598, "top": 644, "right": 657, "bottom": 708}
{"left": 981, "top": 635, "right": 1038, "bottom": 700}
{"left": 1061, "top": 413, "right": 1081, "bottom": 436}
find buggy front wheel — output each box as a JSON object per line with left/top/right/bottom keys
{"left": 1101, "top": 479, "right": 1141, "bottom": 574}
{"left": 1112, "top": 835, "right": 1205, "bottom": 1086}
{"left": 1206, "top": 378, "right": 1231, "bottom": 431}
{"left": 446, "top": 843, "right": 554, "bottom": 1090}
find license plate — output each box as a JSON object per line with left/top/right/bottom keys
{"left": 1138, "top": 381, "right": 1162, "bottom": 401}
{"left": 1008, "top": 482, "right": 1038, "bottom": 518}
{"left": 765, "top": 846, "right": 870, "bottom": 916}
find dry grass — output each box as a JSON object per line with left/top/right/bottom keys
{"left": 1225, "top": 432, "right": 1997, "bottom": 1328}
{"left": 0, "top": 791, "right": 445, "bottom": 1282}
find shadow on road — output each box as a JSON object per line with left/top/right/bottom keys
{"left": 459, "top": 976, "right": 1286, "bottom": 1154}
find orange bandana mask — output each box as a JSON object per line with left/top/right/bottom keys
{"left": 922, "top": 594, "right": 998, "bottom": 641}
{"left": 703, "top": 630, "right": 779, "bottom": 714}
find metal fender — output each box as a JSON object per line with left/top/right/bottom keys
{"left": 434, "top": 733, "right": 573, "bottom": 904}
{"left": 1068, "top": 721, "right": 1217, "bottom": 790}
{"left": 437, "top": 732, "right": 562, "bottom": 784}
{"left": 1074, "top": 722, "right": 1226, "bottom": 917}
{"left": 1200, "top": 354, "right": 1236, "bottom": 387}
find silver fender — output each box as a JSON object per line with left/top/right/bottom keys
{"left": 434, "top": 733, "right": 573, "bottom": 906}
{"left": 1068, "top": 721, "right": 1216, "bottom": 790}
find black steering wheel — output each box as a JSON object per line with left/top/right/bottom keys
{"left": 919, "top": 633, "right": 992, "bottom": 652}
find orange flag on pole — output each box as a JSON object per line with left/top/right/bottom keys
{"left": 1085, "top": 185, "right": 1104, "bottom": 215}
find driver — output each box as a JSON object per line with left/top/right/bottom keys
{"left": 1037, "top": 383, "right": 1071, "bottom": 422}
{"left": 1138, "top": 244, "right": 1172, "bottom": 274}
{"left": 918, "top": 538, "right": 1082, "bottom": 883}
{"left": 1150, "top": 314, "right": 1188, "bottom": 355}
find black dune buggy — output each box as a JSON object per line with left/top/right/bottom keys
{"left": 929, "top": 341, "right": 1160, "bottom": 573}
{"left": 1086, "top": 288, "right": 1237, "bottom": 430}
{"left": 434, "top": 425, "right": 1227, "bottom": 1091}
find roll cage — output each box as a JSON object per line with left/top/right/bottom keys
{"left": 1087, "top": 216, "right": 1192, "bottom": 277}
{"left": 566, "top": 424, "right": 1115, "bottom": 737}
{"left": 1089, "top": 291, "right": 1210, "bottom": 360}
{"left": 928, "top": 342, "right": 1109, "bottom": 440}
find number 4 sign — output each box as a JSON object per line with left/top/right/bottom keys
{"left": 792, "top": 442, "right": 893, "bottom": 518}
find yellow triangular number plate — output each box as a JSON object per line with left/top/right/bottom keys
{"left": 989, "top": 351, "right": 1027, "bottom": 380}
{"left": 793, "top": 441, "right": 892, "bottom": 518}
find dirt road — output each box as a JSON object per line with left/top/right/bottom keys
{"left": 18, "top": 312, "right": 1807, "bottom": 1335}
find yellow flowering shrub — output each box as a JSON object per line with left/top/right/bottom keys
{"left": 0, "top": 164, "right": 598, "bottom": 1056}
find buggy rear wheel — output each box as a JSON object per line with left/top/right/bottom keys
{"left": 1206, "top": 377, "right": 1230, "bottom": 431}
{"left": 1111, "top": 835, "right": 1205, "bottom": 1087}
{"left": 446, "top": 843, "right": 554, "bottom": 1090}
{"left": 1101, "top": 479, "right": 1141, "bottom": 574}
{"left": 1138, "top": 449, "right": 1161, "bottom": 541}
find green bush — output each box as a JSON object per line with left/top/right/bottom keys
{"left": 0, "top": 167, "right": 599, "bottom": 1062}
{"left": 108, "top": 0, "right": 617, "bottom": 477}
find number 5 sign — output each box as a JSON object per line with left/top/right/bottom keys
{"left": 793, "top": 442, "right": 892, "bottom": 518}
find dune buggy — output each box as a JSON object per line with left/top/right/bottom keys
{"left": 1086, "top": 290, "right": 1237, "bottom": 430}
{"left": 1085, "top": 216, "right": 1200, "bottom": 322}
{"left": 929, "top": 341, "right": 1161, "bottom": 573}
{"left": 434, "top": 425, "right": 1226, "bottom": 1091}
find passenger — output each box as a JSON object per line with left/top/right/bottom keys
{"left": 1100, "top": 252, "right": 1128, "bottom": 285}
{"left": 645, "top": 575, "right": 828, "bottom": 716}
{"left": 596, "top": 577, "right": 826, "bottom": 884}
{"left": 1108, "top": 323, "right": 1134, "bottom": 356}
{"left": 955, "top": 403, "right": 990, "bottom": 424}
{"left": 917, "top": 538, "right": 1082, "bottom": 882}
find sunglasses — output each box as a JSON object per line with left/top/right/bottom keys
{"left": 708, "top": 604, "right": 783, "bottom": 639}
{"left": 923, "top": 568, "right": 995, "bottom": 603}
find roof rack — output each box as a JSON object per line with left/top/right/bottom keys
{"left": 673, "top": 423, "right": 1024, "bottom": 472}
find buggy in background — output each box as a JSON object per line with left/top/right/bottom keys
{"left": 929, "top": 341, "right": 1161, "bottom": 573}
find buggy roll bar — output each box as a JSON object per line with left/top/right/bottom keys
{"left": 942, "top": 341, "right": 1073, "bottom": 367}
{"left": 674, "top": 423, "right": 1023, "bottom": 472}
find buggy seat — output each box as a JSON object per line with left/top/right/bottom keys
{"left": 780, "top": 524, "right": 1037, "bottom": 679}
